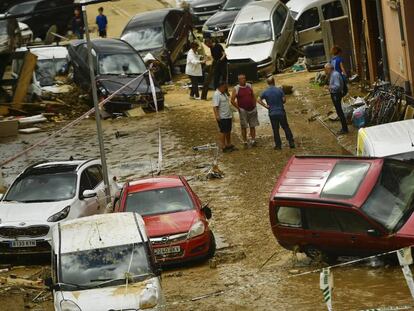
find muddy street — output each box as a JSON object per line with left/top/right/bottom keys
{"left": 0, "top": 70, "right": 412, "bottom": 310}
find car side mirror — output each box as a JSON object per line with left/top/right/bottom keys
{"left": 202, "top": 204, "right": 212, "bottom": 220}
{"left": 82, "top": 189, "right": 97, "bottom": 199}
{"left": 367, "top": 229, "right": 381, "bottom": 237}
{"left": 44, "top": 277, "right": 53, "bottom": 290}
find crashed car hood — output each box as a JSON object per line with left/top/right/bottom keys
{"left": 143, "top": 210, "right": 198, "bottom": 237}
{"left": 97, "top": 74, "right": 161, "bottom": 96}
{"left": 191, "top": 0, "right": 223, "bottom": 8}
{"left": 226, "top": 40, "right": 273, "bottom": 63}
{"left": 205, "top": 10, "right": 239, "bottom": 27}
{"left": 0, "top": 200, "right": 72, "bottom": 223}
{"left": 58, "top": 278, "right": 160, "bottom": 310}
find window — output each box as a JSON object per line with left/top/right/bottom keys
{"left": 334, "top": 210, "right": 371, "bottom": 233}
{"left": 79, "top": 171, "right": 92, "bottom": 194}
{"left": 306, "top": 208, "right": 340, "bottom": 231}
{"left": 297, "top": 7, "right": 319, "bottom": 31}
{"left": 322, "top": 1, "right": 344, "bottom": 20}
{"left": 273, "top": 5, "right": 288, "bottom": 35}
{"left": 321, "top": 161, "right": 370, "bottom": 199}
{"left": 277, "top": 207, "right": 302, "bottom": 227}
{"left": 86, "top": 165, "right": 103, "bottom": 189}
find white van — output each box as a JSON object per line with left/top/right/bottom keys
{"left": 287, "top": 0, "right": 348, "bottom": 48}
{"left": 48, "top": 213, "right": 165, "bottom": 311}
{"left": 357, "top": 119, "right": 414, "bottom": 158}
{"left": 226, "top": 0, "right": 295, "bottom": 75}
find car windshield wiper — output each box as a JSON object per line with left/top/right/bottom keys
{"left": 91, "top": 273, "right": 152, "bottom": 288}
{"left": 56, "top": 282, "right": 88, "bottom": 290}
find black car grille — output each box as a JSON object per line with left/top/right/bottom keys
{"left": 208, "top": 24, "right": 230, "bottom": 31}
{"left": 193, "top": 5, "right": 221, "bottom": 13}
{"left": 0, "top": 226, "right": 50, "bottom": 238}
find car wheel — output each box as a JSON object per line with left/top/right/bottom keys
{"left": 207, "top": 231, "right": 216, "bottom": 259}
{"left": 275, "top": 57, "right": 284, "bottom": 74}
{"left": 304, "top": 246, "right": 337, "bottom": 264}
{"left": 148, "top": 100, "right": 164, "bottom": 112}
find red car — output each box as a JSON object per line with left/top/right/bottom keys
{"left": 114, "top": 176, "right": 215, "bottom": 264}
{"left": 269, "top": 156, "right": 414, "bottom": 262}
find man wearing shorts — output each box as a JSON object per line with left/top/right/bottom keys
{"left": 231, "top": 74, "right": 259, "bottom": 147}
{"left": 212, "top": 81, "right": 235, "bottom": 153}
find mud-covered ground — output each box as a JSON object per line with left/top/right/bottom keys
{"left": 0, "top": 71, "right": 412, "bottom": 310}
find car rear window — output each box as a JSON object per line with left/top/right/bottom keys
{"left": 321, "top": 161, "right": 370, "bottom": 199}
{"left": 277, "top": 206, "right": 302, "bottom": 227}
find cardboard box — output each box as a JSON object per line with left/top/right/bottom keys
{"left": 0, "top": 119, "right": 18, "bottom": 137}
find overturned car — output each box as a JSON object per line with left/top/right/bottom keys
{"left": 68, "top": 38, "right": 164, "bottom": 113}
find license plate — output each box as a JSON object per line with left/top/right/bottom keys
{"left": 212, "top": 31, "right": 224, "bottom": 37}
{"left": 154, "top": 246, "right": 181, "bottom": 255}
{"left": 10, "top": 240, "right": 36, "bottom": 248}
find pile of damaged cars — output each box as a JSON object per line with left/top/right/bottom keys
{"left": 269, "top": 155, "right": 414, "bottom": 263}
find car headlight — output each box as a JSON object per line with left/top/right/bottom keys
{"left": 202, "top": 24, "right": 208, "bottom": 32}
{"left": 139, "top": 286, "right": 158, "bottom": 309}
{"left": 187, "top": 220, "right": 205, "bottom": 239}
{"left": 60, "top": 300, "right": 81, "bottom": 311}
{"left": 98, "top": 85, "right": 108, "bottom": 96}
{"left": 47, "top": 206, "right": 70, "bottom": 222}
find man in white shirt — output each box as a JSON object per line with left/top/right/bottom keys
{"left": 185, "top": 42, "right": 204, "bottom": 99}
{"left": 212, "top": 81, "right": 236, "bottom": 153}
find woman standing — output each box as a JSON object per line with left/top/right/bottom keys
{"left": 330, "top": 45, "right": 348, "bottom": 95}
{"left": 185, "top": 42, "right": 204, "bottom": 100}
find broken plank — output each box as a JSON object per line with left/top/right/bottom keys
{"left": 12, "top": 52, "right": 37, "bottom": 109}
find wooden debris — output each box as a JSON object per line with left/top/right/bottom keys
{"left": 0, "top": 276, "right": 45, "bottom": 289}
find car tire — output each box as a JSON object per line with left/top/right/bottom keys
{"left": 275, "top": 57, "right": 284, "bottom": 74}
{"left": 148, "top": 100, "right": 164, "bottom": 112}
{"left": 207, "top": 231, "right": 216, "bottom": 259}
{"left": 304, "top": 246, "right": 337, "bottom": 264}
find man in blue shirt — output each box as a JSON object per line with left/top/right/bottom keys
{"left": 96, "top": 7, "right": 108, "bottom": 38}
{"left": 258, "top": 76, "right": 295, "bottom": 150}
{"left": 325, "top": 63, "right": 348, "bottom": 134}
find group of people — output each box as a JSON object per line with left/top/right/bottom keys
{"left": 71, "top": 7, "right": 108, "bottom": 39}
{"left": 185, "top": 40, "right": 349, "bottom": 153}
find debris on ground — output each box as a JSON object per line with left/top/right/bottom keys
{"left": 291, "top": 57, "right": 306, "bottom": 72}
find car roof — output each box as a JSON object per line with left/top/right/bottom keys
{"left": 272, "top": 156, "right": 384, "bottom": 207}
{"left": 55, "top": 213, "right": 148, "bottom": 254}
{"left": 287, "top": 0, "right": 337, "bottom": 15}
{"left": 235, "top": 0, "right": 281, "bottom": 24}
{"left": 126, "top": 176, "right": 185, "bottom": 193}
{"left": 23, "top": 159, "right": 98, "bottom": 175}
{"left": 125, "top": 8, "right": 179, "bottom": 29}
{"left": 15, "top": 45, "right": 68, "bottom": 60}
{"left": 70, "top": 38, "right": 135, "bottom": 54}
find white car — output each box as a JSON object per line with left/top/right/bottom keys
{"left": 0, "top": 159, "right": 115, "bottom": 255}
{"left": 48, "top": 213, "right": 165, "bottom": 311}
{"left": 226, "top": 0, "right": 295, "bottom": 77}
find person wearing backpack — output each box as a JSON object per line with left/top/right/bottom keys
{"left": 330, "top": 45, "right": 348, "bottom": 96}
{"left": 231, "top": 74, "right": 259, "bottom": 147}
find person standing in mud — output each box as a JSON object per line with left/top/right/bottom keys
{"left": 231, "top": 74, "right": 259, "bottom": 148}
{"left": 96, "top": 7, "right": 108, "bottom": 38}
{"left": 325, "top": 63, "right": 348, "bottom": 135}
{"left": 71, "top": 8, "right": 84, "bottom": 39}
{"left": 213, "top": 81, "right": 235, "bottom": 153}
{"left": 202, "top": 39, "right": 227, "bottom": 99}
{"left": 330, "top": 45, "right": 348, "bottom": 96}
{"left": 258, "top": 76, "right": 295, "bottom": 150}
{"left": 186, "top": 42, "right": 205, "bottom": 100}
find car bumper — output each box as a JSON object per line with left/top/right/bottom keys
{"left": 103, "top": 98, "right": 164, "bottom": 113}
{"left": 151, "top": 231, "right": 211, "bottom": 264}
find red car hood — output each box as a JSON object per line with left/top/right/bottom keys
{"left": 143, "top": 210, "right": 198, "bottom": 237}
{"left": 398, "top": 213, "right": 414, "bottom": 236}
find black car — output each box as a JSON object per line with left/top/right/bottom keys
{"left": 68, "top": 38, "right": 164, "bottom": 113}
{"left": 189, "top": 0, "right": 226, "bottom": 28}
{"left": 202, "top": 0, "right": 257, "bottom": 40}
{"left": 6, "top": 0, "right": 74, "bottom": 40}
{"left": 121, "top": 8, "right": 192, "bottom": 83}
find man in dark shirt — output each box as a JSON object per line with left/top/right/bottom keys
{"left": 201, "top": 38, "right": 227, "bottom": 99}
{"left": 258, "top": 76, "right": 295, "bottom": 150}
{"left": 72, "top": 8, "right": 84, "bottom": 39}
{"left": 96, "top": 7, "right": 108, "bottom": 38}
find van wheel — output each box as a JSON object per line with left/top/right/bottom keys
{"left": 304, "top": 247, "right": 337, "bottom": 264}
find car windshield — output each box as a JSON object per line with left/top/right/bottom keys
{"left": 8, "top": 2, "right": 35, "bottom": 15}
{"left": 98, "top": 53, "right": 146, "bottom": 75}
{"left": 228, "top": 21, "right": 272, "bottom": 45}
{"left": 60, "top": 243, "right": 153, "bottom": 291}
{"left": 362, "top": 160, "right": 414, "bottom": 232}
{"left": 36, "top": 58, "right": 67, "bottom": 86}
{"left": 223, "top": 0, "right": 252, "bottom": 11}
{"left": 122, "top": 26, "right": 164, "bottom": 51}
{"left": 4, "top": 173, "right": 77, "bottom": 203}
{"left": 125, "top": 186, "right": 194, "bottom": 216}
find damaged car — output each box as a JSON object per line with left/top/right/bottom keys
{"left": 225, "top": 0, "right": 295, "bottom": 81}
{"left": 48, "top": 213, "right": 165, "bottom": 311}
{"left": 12, "top": 45, "right": 71, "bottom": 99}
{"left": 189, "top": 0, "right": 226, "bottom": 28}
{"left": 114, "top": 176, "right": 216, "bottom": 265}
{"left": 269, "top": 155, "right": 414, "bottom": 262}
{"left": 0, "top": 159, "right": 116, "bottom": 255}
{"left": 121, "top": 8, "right": 193, "bottom": 84}
{"left": 68, "top": 38, "right": 164, "bottom": 112}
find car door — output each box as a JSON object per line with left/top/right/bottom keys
{"left": 303, "top": 207, "right": 347, "bottom": 255}
{"left": 321, "top": 0, "right": 345, "bottom": 21}
{"left": 77, "top": 170, "right": 98, "bottom": 217}
{"left": 333, "top": 209, "right": 391, "bottom": 256}
{"left": 165, "top": 11, "right": 183, "bottom": 64}
{"left": 84, "top": 165, "right": 105, "bottom": 214}
{"left": 296, "top": 6, "right": 322, "bottom": 47}
{"left": 77, "top": 45, "right": 93, "bottom": 88}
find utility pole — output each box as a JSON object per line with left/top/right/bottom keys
{"left": 81, "top": 3, "right": 111, "bottom": 203}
